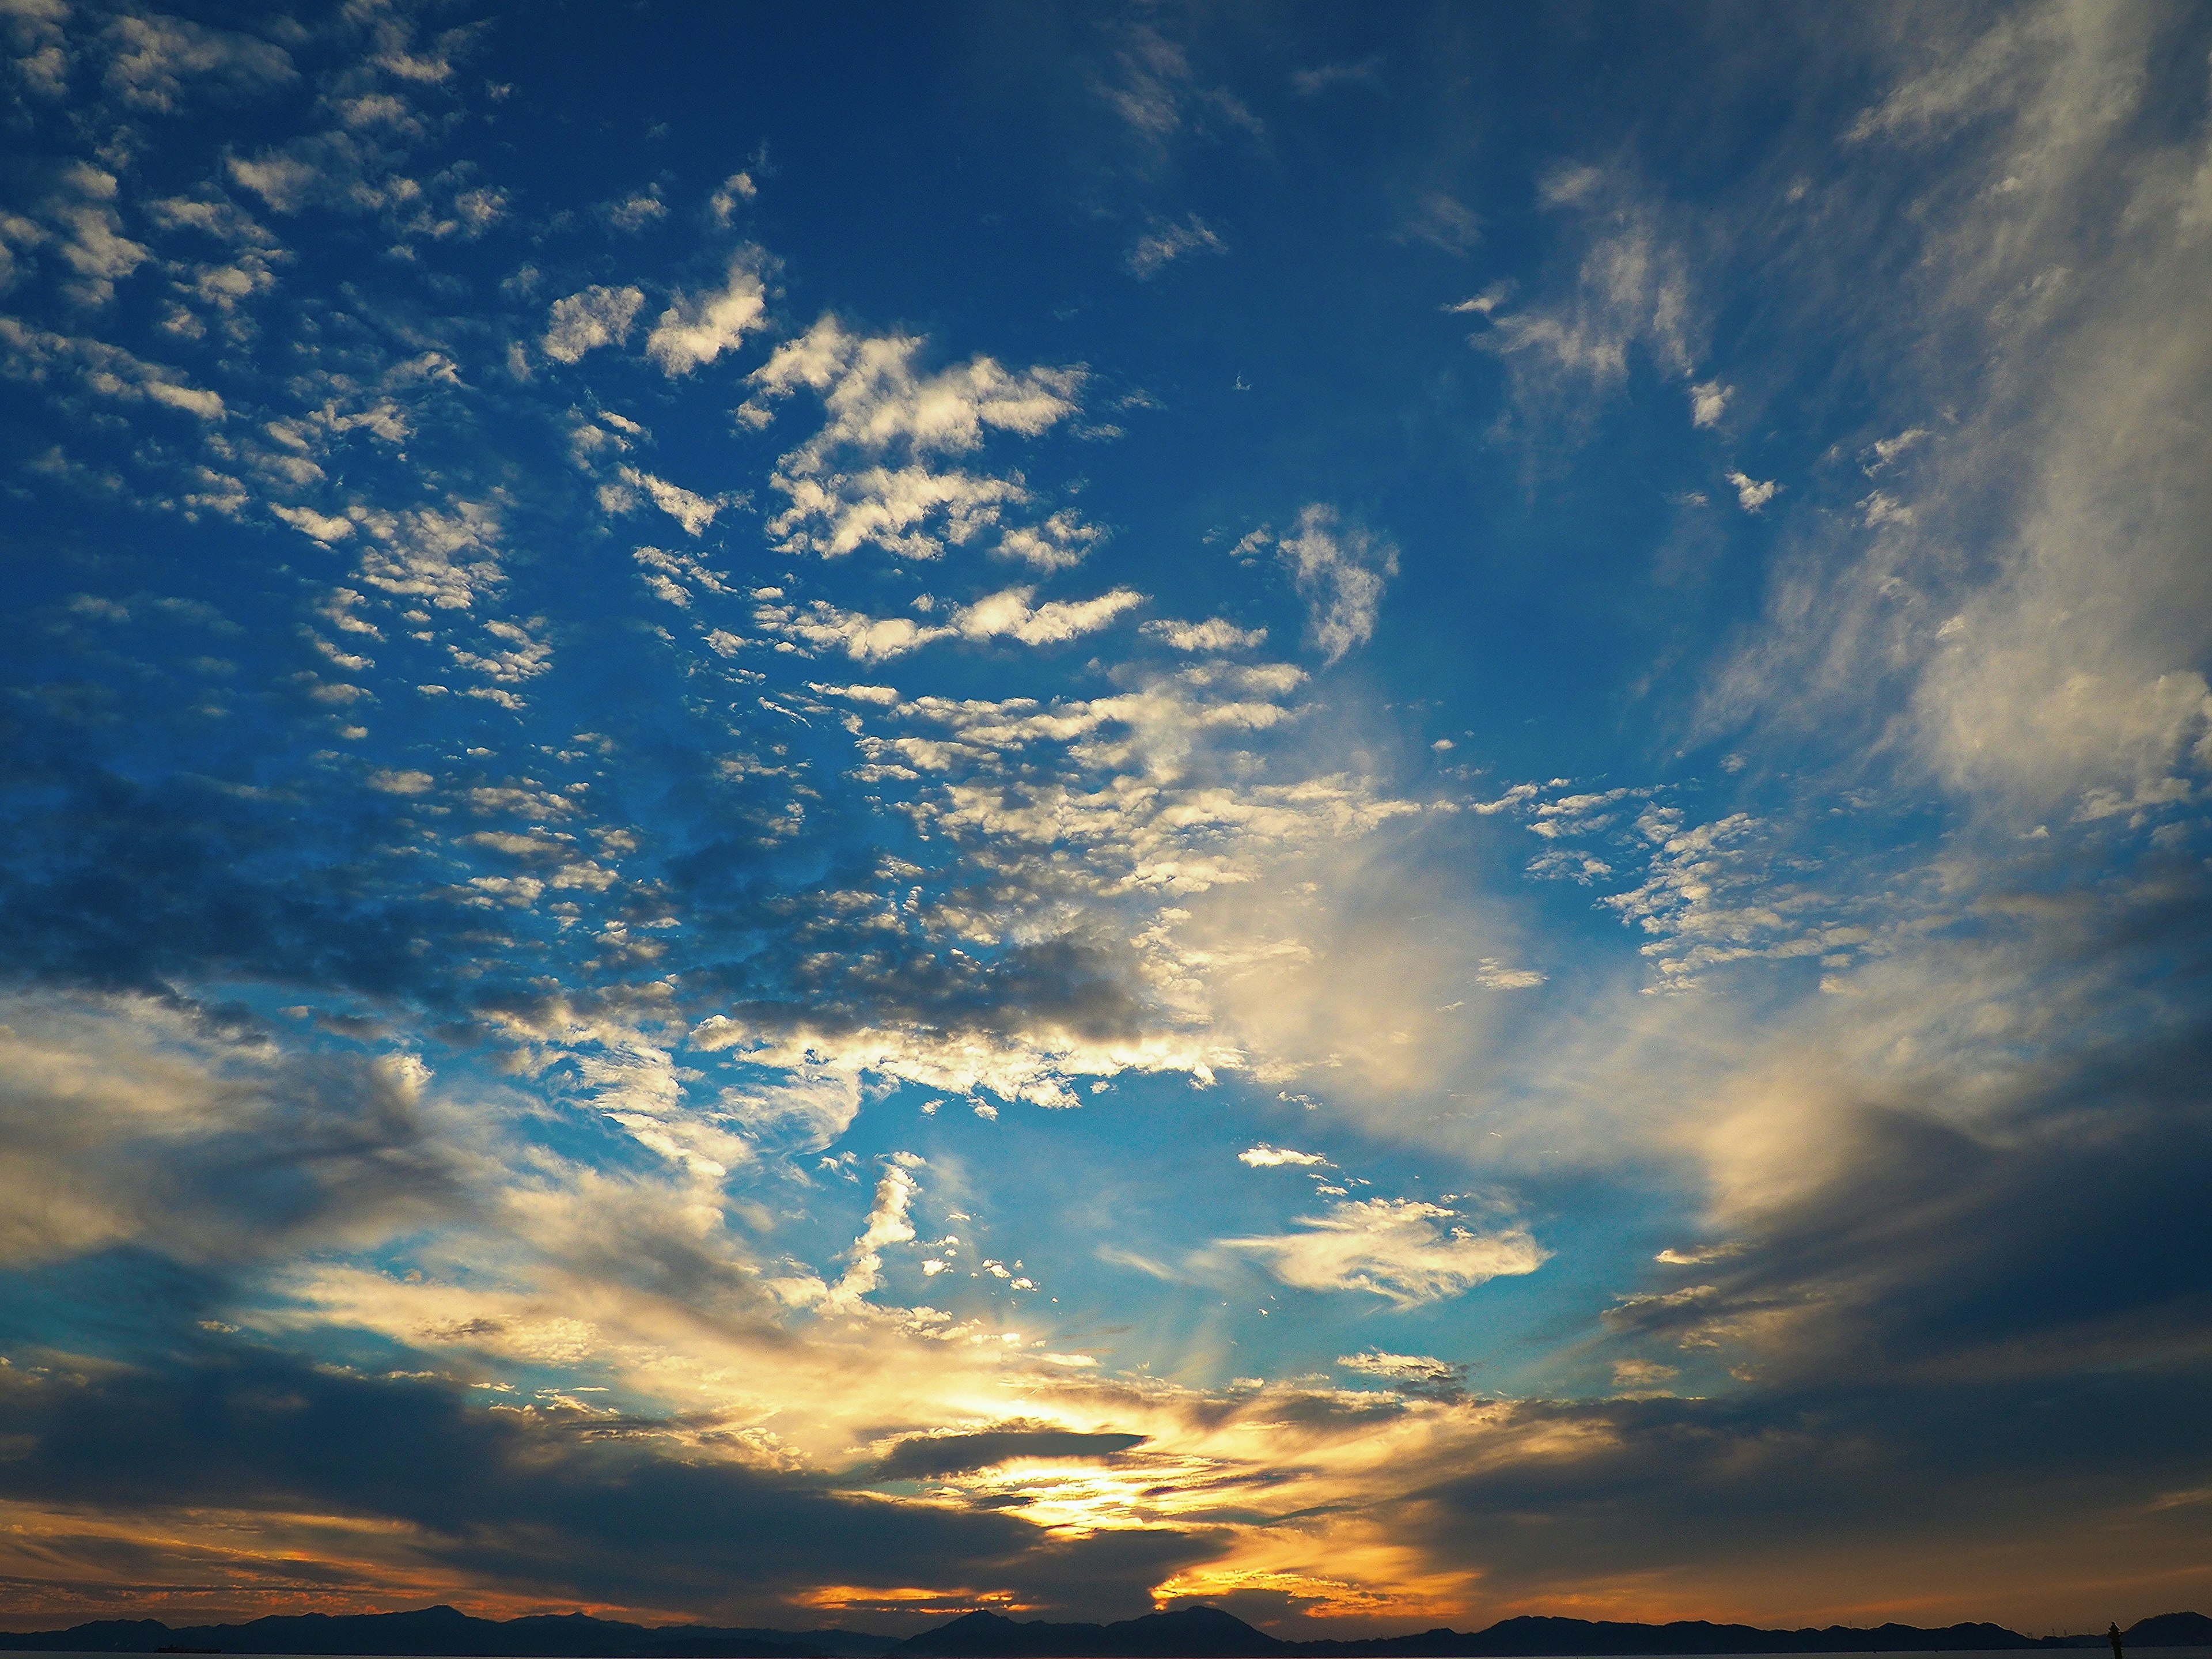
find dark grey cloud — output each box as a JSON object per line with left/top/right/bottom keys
{"left": 1397, "top": 1359, "right": 2212, "bottom": 1603}
{"left": 877, "top": 1429, "right": 1149, "bottom": 1480}
{"left": 0, "top": 995, "right": 472, "bottom": 1272}
{"left": 1461, "top": 887, "right": 2212, "bottom": 1601}
{"left": 0, "top": 1349, "right": 1223, "bottom": 1622}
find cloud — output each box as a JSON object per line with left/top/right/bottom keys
{"left": 101, "top": 12, "right": 296, "bottom": 112}
{"left": 997, "top": 510, "right": 1103, "bottom": 571}
{"left": 1472, "top": 171, "right": 1699, "bottom": 422}
{"left": 1689, "top": 379, "right": 1730, "bottom": 427}
{"left": 1402, "top": 191, "right": 1480, "bottom": 254}
{"left": 877, "top": 1429, "right": 1147, "bottom": 1479}
{"left": 1125, "top": 214, "right": 1226, "bottom": 280}
{"left": 541, "top": 285, "right": 644, "bottom": 363}
{"left": 767, "top": 465, "right": 1029, "bottom": 560}
{"left": 709, "top": 171, "right": 757, "bottom": 224}
{"left": 1290, "top": 56, "right": 1384, "bottom": 97}
{"left": 1275, "top": 505, "right": 1397, "bottom": 664}
{"left": 747, "top": 319, "right": 1083, "bottom": 454}
{"left": 1336, "top": 1350, "right": 1468, "bottom": 1400}
{"left": 0, "top": 1346, "right": 1220, "bottom": 1622}
{"left": 1237, "top": 1145, "right": 1330, "bottom": 1168}
{"left": 819, "top": 1162, "right": 921, "bottom": 1311}
{"left": 1219, "top": 1199, "right": 1547, "bottom": 1307}
{"left": 616, "top": 467, "right": 729, "bottom": 535}
{"left": 1474, "top": 957, "right": 1546, "bottom": 990}
{"left": 348, "top": 499, "right": 504, "bottom": 611}
{"left": 645, "top": 255, "right": 768, "bottom": 375}
{"left": 744, "top": 319, "right": 1084, "bottom": 559}
{"left": 600, "top": 184, "right": 666, "bottom": 232}
{"left": 0, "top": 995, "right": 465, "bottom": 1270}
{"left": 1142, "top": 618, "right": 1266, "bottom": 652}
{"left": 952, "top": 585, "right": 1144, "bottom": 648}
{"left": 0, "top": 317, "right": 225, "bottom": 419}
{"left": 1099, "top": 21, "right": 1262, "bottom": 154}
{"left": 753, "top": 598, "right": 952, "bottom": 662}
{"left": 719, "top": 1068, "right": 863, "bottom": 1152}
{"left": 1725, "top": 469, "right": 1780, "bottom": 511}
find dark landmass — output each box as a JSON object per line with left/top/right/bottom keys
{"left": 2, "top": 1604, "right": 2206, "bottom": 1659}
{"left": 0, "top": 1607, "right": 896, "bottom": 1658}
{"left": 888, "top": 1609, "right": 2212, "bottom": 1658}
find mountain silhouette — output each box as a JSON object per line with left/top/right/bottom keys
{"left": 4, "top": 1605, "right": 2207, "bottom": 1658}
{"left": 0, "top": 1607, "right": 895, "bottom": 1657}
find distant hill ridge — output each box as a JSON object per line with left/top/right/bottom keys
{"left": 2, "top": 1604, "right": 2206, "bottom": 1658}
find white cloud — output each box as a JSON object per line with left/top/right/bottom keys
{"left": 830, "top": 1163, "right": 919, "bottom": 1310}
{"left": 1655, "top": 1242, "right": 1745, "bottom": 1266}
{"left": 744, "top": 319, "right": 1084, "bottom": 559}
{"left": 1276, "top": 504, "right": 1397, "bottom": 664}
{"left": 645, "top": 255, "right": 768, "bottom": 376}
{"left": 271, "top": 504, "right": 355, "bottom": 543}
{"left": 1446, "top": 285, "right": 1509, "bottom": 316}
{"left": 45, "top": 163, "right": 147, "bottom": 307}
{"left": 1725, "top": 470, "right": 1781, "bottom": 511}
{"left": 4, "top": 0, "right": 68, "bottom": 99}
{"left": 101, "top": 12, "right": 296, "bottom": 113}
{"left": 1221, "top": 1199, "right": 1547, "bottom": 1307}
{"left": 755, "top": 599, "right": 951, "bottom": 663}
{"left": 753, "top": 586, "right": 1141, "bottom": 661}
{"left": 996, "top": 509, "right": 1103, "bottom": 571}
{"left": 1862, "top": 426, "right": 1929, "bottom": 472}
{"left": 224, "top": 149, "right": 319, "bottom": 215}
{"left": 1402, "top": 191, "right": 1480, "bottom": 254}
{"left": 1475, "top": 958, "right": 1546, "bottom": 990}
{"left": 952, "top": 585, "right": 1143, "bottom": 647}
{"left": 1238, "top": 1145, "right": 1330, "bottom": 1168}
{"left": 768, "top": 465, "right": 1027, "bottom": 561}
{"left": 1290, "top": 56, "right": 1384, "bottom": 97}
{"left": 1126, "top": 213, "right": 1226, "bottom": 279}
{"left": 748, "top": 318, "right": 1083, "bottom": 454}
{"left": 1337, "top": 1350, "right": 1468, "bottom": 1397}
{"left": 1689, "top": 379, "right": 1731, "bottom": 427}
{"left": 616, "top": 467, "right": 727, "bottom": 536}
{"left": 0, "top": 317, "right": 224, "bottom": 421}
{"left": 1142, "top": 616, "right": 1267, "bottom": 652}
{"left": 349, "top": 500, "right": 504, "bottom": 611}
{"left": 541, "top": 285, "right": 643, "bottom": 363}
{"left": 1475, "top": 173, "right": 1696, "bottom": 411}
{"left": 600, "top": 185, "right": 665, "bottom": 232}
{"left": 1101, "top": 20, "right": 1262, "bottom": 149}
{"left": 719, "top": 1068, "right": 863, "bottom": 1153}
{"left": 633, "top": 546, "right": 736, "bottom": 607}
{"left": 709, "top": 171, "right": 757, "bottom": 225}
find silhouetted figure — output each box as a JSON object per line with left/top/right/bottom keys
{"left": 2109, "top": 1624, "right": 2123, "bottom": 1659}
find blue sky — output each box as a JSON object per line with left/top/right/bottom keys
{"left": 3, "top": 0, "right": 2211, "bottom": 1638}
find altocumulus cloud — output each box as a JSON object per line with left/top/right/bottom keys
{"left": 1, "top": 0, "right": 2210, "bottom": 1637}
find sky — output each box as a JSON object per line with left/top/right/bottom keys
{"left": 2, "top": 0, "right": 2210, "bottom": 1640}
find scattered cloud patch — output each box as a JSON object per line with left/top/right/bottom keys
{"left": 542, "top": 285, "right": 643, "bottom": 363}
{"left": 1726, "top": 469, "right": 1781, "bottom": 511}
{"left": 645, "top": 253, "right": 768, "bottom": 375}
{"left": 1126, "top": 213, "right": 1225, "bottom": 280}
{"left": 1143, "top": 617, "right": 1267, "bottom": 652}
{"left": 1275, "top": 504, "right": 1398, "bottom": 664}
{"left": 1238, "top": 1145, "right": 1331, "bottom": 1168}
{"left": 1221, "top": 1199, "right": 1547, "bottom": 1307}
